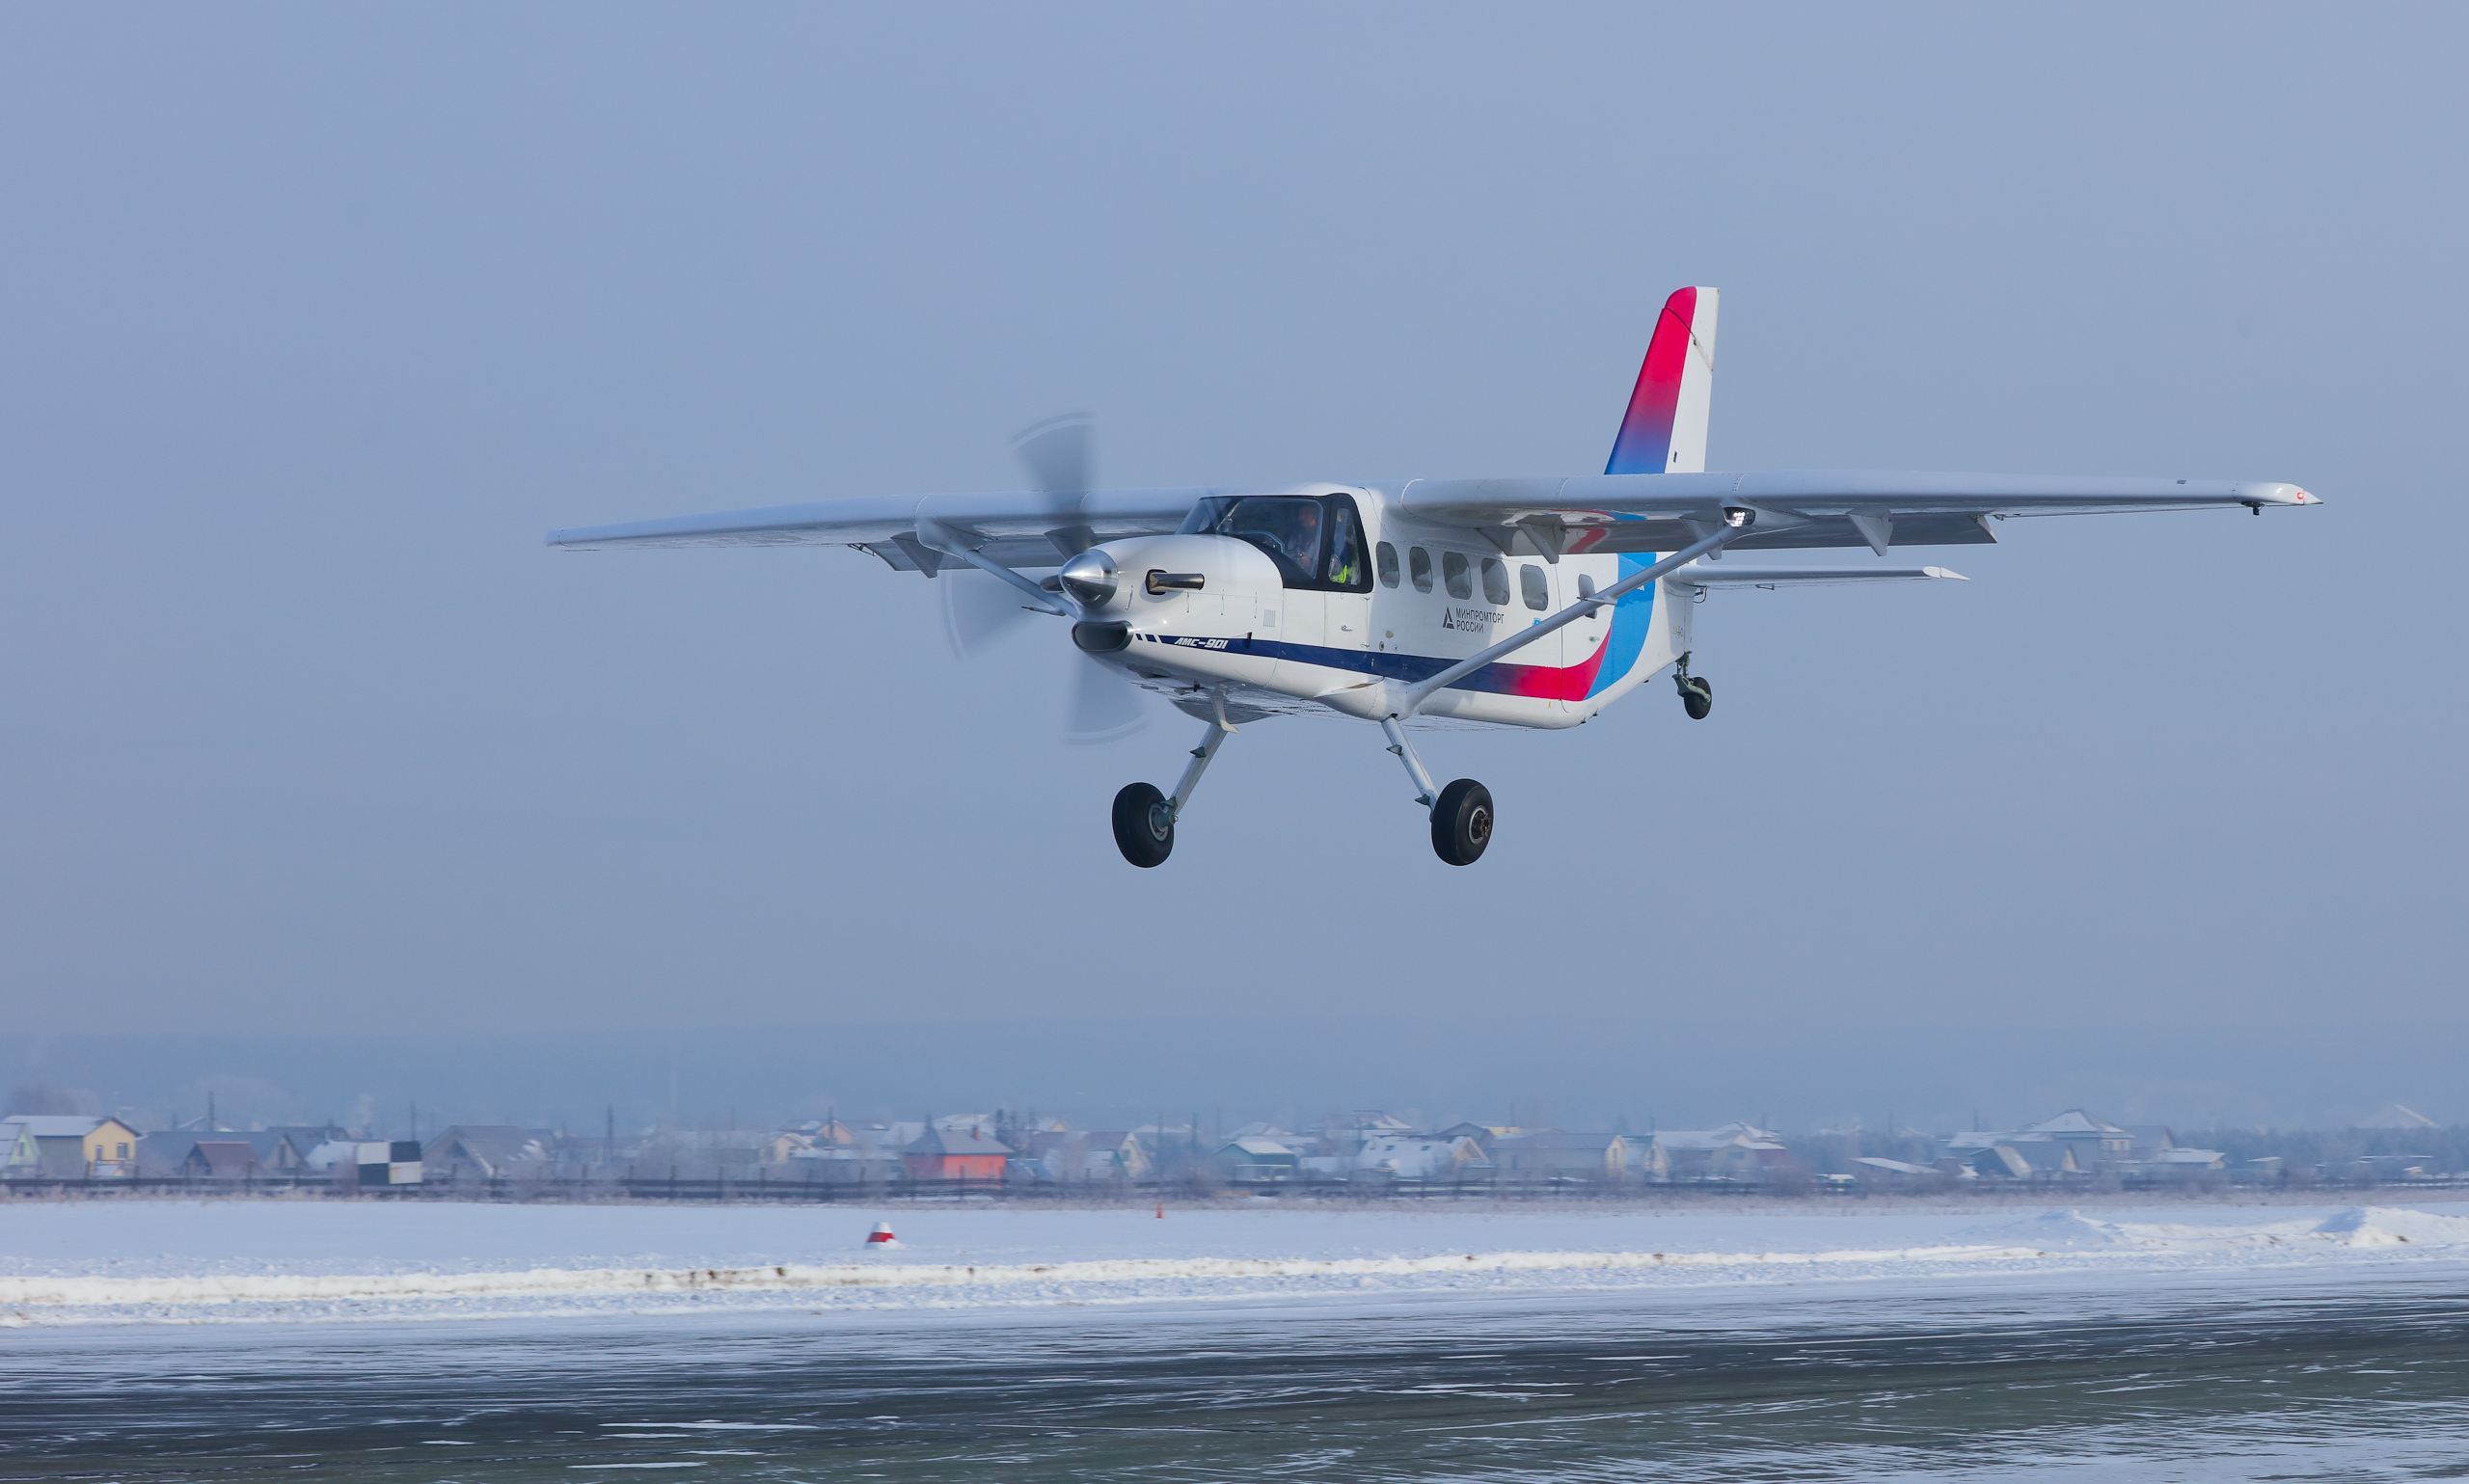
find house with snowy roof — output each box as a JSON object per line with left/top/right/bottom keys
{"left": 1319, "top": 1111, "right": 1418, "bottom": 1153}
{"left": 1354, "top": 1134, "right": 1493, "bottom": 1182}
{"left": 1651, "top": 1122, "right": 1783, "bottom": 1181}
{"left": 1854, "top": 1156, "right": 1941, "bottom": 1186}
{"left": 1214, "top": 1136, "right": 1302, "bottom": 1180}
{"left": 1943, "top": 1108, "right": 2225, "bottom": 1182}
{"left": 2012, "top": 1109, "right": 2134, "bottom": 1159}
{"left": 421, "top": 1125, "right": 555, "bottom": 1181}
{"left": 1028, "top": 1129, "right": 1153, "bottom": 1183}
{"left": 2148, "top": 1148, "right": 2228, "bottom": 1173}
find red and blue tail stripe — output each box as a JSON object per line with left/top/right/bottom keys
{"left": 1604, "top": 286, "right": 1702, "bottom": 476}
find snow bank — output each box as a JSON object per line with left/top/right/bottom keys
{"left": 0, "top": 1239, "right": 2053, "bottom": 1311}
{"left": 5, "top": 1200, "right": 2465, "bottom": 1329}
{"left": 1956, "top": 1205, "right": 2469, "bottom": 1254}
{"left": 2313, "top": 1205, "right": 2469, "bottom": 1247}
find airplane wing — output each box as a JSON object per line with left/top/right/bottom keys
{"left": 1665, "top": 564, "right": 1967, "bottom": 588}
{"left": 1394, "top": 471, "right": 2319, "bottom": 556}
{"left": 545, "top": 487, "right": 1212, "bottom": 572}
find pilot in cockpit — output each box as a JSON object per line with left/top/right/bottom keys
{"left": 1276, "top": 500, "right": 1322, "bottom": 573}
{"left": 1189, "top": 495, "right": 1329, "bottom": 583}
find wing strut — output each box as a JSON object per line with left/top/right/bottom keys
{"left": 915, "top": 517, "right": 1070, "bottom": 617}
{"left": 1393, "top": 510, "right": 1753, "bottom": 719}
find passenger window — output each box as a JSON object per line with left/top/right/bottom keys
{"left": 1480, "top": 557, "right": 1509, "bottom": 607}
{"left": 1409, "top": 547, "right": 1434, "bottom": 593}
{"left": 1442, "top": 551, "right": 1473, "bottom": 600}
{"left": 1375, "top": 542, "right": 1399, "bottom": 587}
{"left": 1520, "top": 563, "right": 1548, "bottom": 610}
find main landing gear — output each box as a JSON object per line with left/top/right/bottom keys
{"left": 1674, "top": 652, "right": 1713, "bottom": 720}
{"left": 1428, "top": 778, "right": 1494, "bottom": 867}
{"left": 1382, "top": 717, "right": 1491, "bottom": 866}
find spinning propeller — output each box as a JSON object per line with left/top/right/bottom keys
{"left": 938, "top": 415, "right": 1149, "bottom": 742}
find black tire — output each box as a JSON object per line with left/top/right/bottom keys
{"left": 1678, "top": 674, "right": 1714, "bottom": 720}
{"left": 1429, "top": 778, "right": 1494, "bottom": 866}
{"left": 1111, "top": 782, "right": 1175, "bottom": 868}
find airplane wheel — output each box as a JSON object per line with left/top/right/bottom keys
{"left": 1429, "top": 778, "right": 1493, "bottom": 866}
{"left": 1111, "top": 782, "right": 1175, "bottom": 868}
{"left": 1678, "top": 673, "right": 1714, "bottom": 720}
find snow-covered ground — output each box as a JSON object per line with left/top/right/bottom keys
{"left": 5, "top": 1197, "right": 2466, "bottom": 1328}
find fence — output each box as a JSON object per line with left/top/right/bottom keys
{"left": 10, "top": 1169, "right": 2469, "bottom": 1201}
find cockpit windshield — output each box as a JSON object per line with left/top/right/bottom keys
{"left": 1178, "top": 495, "right": 1370, "bottom": 591}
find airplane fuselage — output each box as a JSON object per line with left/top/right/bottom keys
{"left": 1072, "top": 484, "right": 1689, "bottom": 729}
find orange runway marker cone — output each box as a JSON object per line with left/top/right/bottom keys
{"left": 864, "top": 1221, "right": 902, "bottom": 1249}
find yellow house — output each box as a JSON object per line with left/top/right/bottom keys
{"left": 81, "top": 1118, "right": 139, "bottom": 1173}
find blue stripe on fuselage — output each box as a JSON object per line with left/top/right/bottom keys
{"left": 1585, "top": 553, "right": 1658, "bottom": 700}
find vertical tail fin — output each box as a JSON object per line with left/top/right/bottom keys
{"left": 1605, "top": 286, "right": 1720, "bottom": 475}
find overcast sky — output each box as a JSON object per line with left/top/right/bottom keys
{"left": 1, "top": 5, "right": 2461, "bottom": 1120}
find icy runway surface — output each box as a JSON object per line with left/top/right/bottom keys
{"left": 5, "top": 1196, "right": 2469, "bottom": 1326}
{"left": 9, "top": 1200, "right": 2469, "bottom": 1480}
{"left": 8, "top": 1243, "right": 2469, "bottom": 1481}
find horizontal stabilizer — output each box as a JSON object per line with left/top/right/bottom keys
{"left": 1666, "top": 564, "right": 1967, "bottom": 589}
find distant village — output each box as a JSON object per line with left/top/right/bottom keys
{"left": 5, "top": 1100, "right": 2462, "bottom": 1195}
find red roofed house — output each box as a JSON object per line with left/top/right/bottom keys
{"left": 903, "top": 1125, "right": 1010, "bottom": 1181}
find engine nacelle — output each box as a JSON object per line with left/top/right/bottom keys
{"left": 1075, "top": 534, "right": 1286, "bottom": 619}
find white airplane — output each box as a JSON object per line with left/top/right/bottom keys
{"left": 550, "top": 287, "right": 2319, "bottom": 868}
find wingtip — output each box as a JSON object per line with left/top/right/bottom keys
{"left": 1921, "top": 567, "right": 1968, "bottom": 580}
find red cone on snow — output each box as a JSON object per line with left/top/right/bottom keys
{"left": 864, "top": 1221, "right": 902, "bottom": 1249}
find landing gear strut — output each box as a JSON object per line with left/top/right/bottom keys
{"left": 1110, "top": 713, "right": 1233, "bottom": 868}
{"left": 1674, "top": 651, "right": 1713, "bottom": 720}
{"left": 1381, "top": 717, "right": 1492, "bottom": 866}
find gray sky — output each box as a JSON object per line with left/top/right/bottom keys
{"left": 1, "top": 5, "right": 2461, "bottom": 1120}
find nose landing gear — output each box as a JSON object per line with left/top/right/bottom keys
{"left": 1674, "top": 652, "right": 1713, "bottom": 720}
{"left": 1110, "top": 715, "right": 1234, "bottom": 868}
{"left": 1110, "top": 782, "right": 1176, "bottom": 867}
